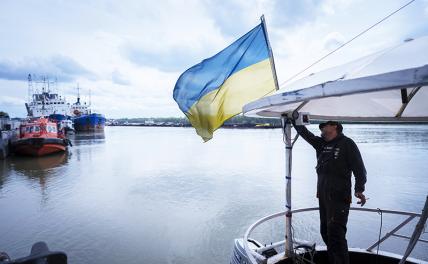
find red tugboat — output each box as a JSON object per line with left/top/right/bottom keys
{"left": 12, "top": 118, "right": 70, "bottom": 156}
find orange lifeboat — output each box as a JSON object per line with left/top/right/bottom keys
{"left": 12, "top": 118, "right": 70, "bottom": 156}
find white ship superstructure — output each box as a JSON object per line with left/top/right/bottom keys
{"left": 25, "top": 74, "right": 71, "bottom": 118}
{"left": 70, "top": 85, "right": 91, "bottom": 117}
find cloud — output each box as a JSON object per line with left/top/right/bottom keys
{"left": 123, "top": 44, "right": 206, "bottom": 72}
{"left": 271, "top": 0, "right": 322, "bottom": 27}
{"left": 1, "top": 0, "right": 428, "bottom": 118}
{"left": 0, "top": 55, "right": 92, "bottom": 82}
{"left": 112, "top": 70, "right": 131, "bottom": 86}
{"left": 118, "top": 3, "right": 228, "bottom": 72}
{"left": 201, "top": 0, "right": 264, "bottom": 36}
{"left": 323, "top": 32, "right": 345, "bottom": 51}
{"left": 0, "top": 95, "right": 25, "bottom": 106}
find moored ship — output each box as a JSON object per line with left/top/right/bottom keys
{"left": 12, "top": 117, "right": 70, "bottom": 156}
{"left": 73, "top": 113, "right": 105, "bottom": 132}
{"left": 25, "top": 74, "right": 75, "bottom": 133}
{"left": 25, "top": 74, "right": 71, "bottom": 120}
{"left": 70, "top": 86, "right": 105, "bottom": 132}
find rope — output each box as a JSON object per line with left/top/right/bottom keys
{"left": 278, "top": 0, "right": 416, "bottom": 88}
{"left": 376, "top": 208, "right": 384, "bottom": 263}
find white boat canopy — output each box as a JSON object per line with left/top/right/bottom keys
{"left": 243, "top": 36, "right": 428, "bottom": 122}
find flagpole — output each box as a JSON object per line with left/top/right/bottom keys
{"left": 261, "top": 15, "right": 293, "bottom": 259}
{"left": 282, "top": 116, "right": 294, "bottom": 258}
{"left": 260, "top": 15, "right": 280, "bottom": 91}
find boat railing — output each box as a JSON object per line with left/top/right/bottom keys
{"left": 243, "top": 207, "right": 427, "bottom": 264}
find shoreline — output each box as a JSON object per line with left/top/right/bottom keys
{"left": 106, "top": 122, "right": 428, "bottom": 129}
{"left": 106, "top": 124, "right": 280, "bottom": 129}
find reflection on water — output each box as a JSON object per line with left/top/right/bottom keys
{"left": 10, "top": 153, "right": 68, "bottom": 175}
{"left": 1, "top": 153, "right": 70, "bottom": 204}
{"left": 1, "top": 153, "right": 69, "bottom": 188}
{"left": 68, "top": 131, "right": 105, "bottom": 145}
{"left": 0, "top": 125, "right": 427, "bottom": 263}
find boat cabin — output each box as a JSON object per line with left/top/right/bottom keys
{"left": 19, "top": 118, "right": 61, "bottom": 139}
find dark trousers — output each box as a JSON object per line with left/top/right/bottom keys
{"left": 319, "top": 193, "right": 350, "bottom": 264}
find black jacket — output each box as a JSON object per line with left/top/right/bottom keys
{"left": 294, "top": 124, "right": 367, "bottom": 201}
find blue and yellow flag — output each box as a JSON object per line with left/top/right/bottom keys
{"left": 173, "top": 23, "right": 276, "bottom": 141}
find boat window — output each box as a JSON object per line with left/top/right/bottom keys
{"left": 34, "top": 126, "right": 40, "bottom": 132}
{"left": 51, "top": 126, "right": 57, "bottom": 133}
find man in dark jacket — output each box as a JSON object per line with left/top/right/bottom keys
{"left": 293, "top": 117, "right": 367, "bottom": 264}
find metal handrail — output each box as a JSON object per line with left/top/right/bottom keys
{"left": 243, "top": 207, "right": 424, "bottom": 264}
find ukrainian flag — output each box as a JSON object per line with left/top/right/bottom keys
{"left": 173, "top": 23, "right": 276, "bottom": 141}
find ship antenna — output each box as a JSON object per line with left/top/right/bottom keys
{"left": 41, "top": 76, "right": 46, "bottom": 111}
{"left": 27, "top": 74, "right": 33, "bottom": 102}
{"left": 77, "top": 83, "right": 80, "bottom": 104}
{"left": 55, "top": 77, "right": 58, "bottom": 93}
{"left": 89, "top": 87, "right": 91, "bottom": 106}
{"left": 42, "top": 76, "right": 46, "bottom": 93}
{"left": 47, "top": 76, "right": 50, "bottom": 92}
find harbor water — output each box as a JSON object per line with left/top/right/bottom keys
{"left": 0, "top": 125, "right": 427, "bottom": 263}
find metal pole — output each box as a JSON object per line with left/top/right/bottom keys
{"left": 399, "top": 195, "right": 428, "bottom": 264}
{"left": 282, "top": 117, "right": 293, "bottom": 257}
{"left": 261, "top": 14, "right": 293, "bottom": 257}
{"left": 260, "top": 15, "right": 280, "bottom": 91}
{"left": 366, "top": 215, "right": 415, "bottom": 252}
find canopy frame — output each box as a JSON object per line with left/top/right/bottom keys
{"left": 244, "top": 65, "right": 428, "bottom": 121}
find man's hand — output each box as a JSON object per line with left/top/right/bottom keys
{"left": 355, "top": 192, "right": 366, "bottom": 206}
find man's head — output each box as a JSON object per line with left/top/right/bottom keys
{"left": 319, "top": 121, "right": 343, "bottom": 142}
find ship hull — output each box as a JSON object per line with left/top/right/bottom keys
{"left": 12, "top": 138, "right": 67, "bottom": 157}
{"left": 73, "top": 113, "right": 105, "bottom": 132}
{"left": 49, "top": 114, "right": 67, "bottom": 122}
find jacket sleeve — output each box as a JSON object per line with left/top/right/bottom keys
{"left": 292, "top": 122, "right": 324, "bottom": 151}
{"left": 346, "top": 138, "right": 367, "bottom": 193}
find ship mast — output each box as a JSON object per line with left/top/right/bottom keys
{"left": 41, "top": 76, "right": 46, "bottom": 113}
{"left": 54, "top": 77, "right": 58, "bottom": 94}
{"left": 77, "top": 83, "right": 80, "bottom": 104}
{"left": 46, "top": 76, "right": 50, "bottom": 93}
{"left": 26, "top": 74, "right": 34, "bottom": 117}
{"left": 27, "top": 74, "right": 33, "bottom": 102}
{"left": 42, "top": 76, "right": 46, "bottom": 94}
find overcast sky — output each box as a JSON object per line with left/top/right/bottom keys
{"left": 1, "top": 0, "right": 427, "bottom": 118}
